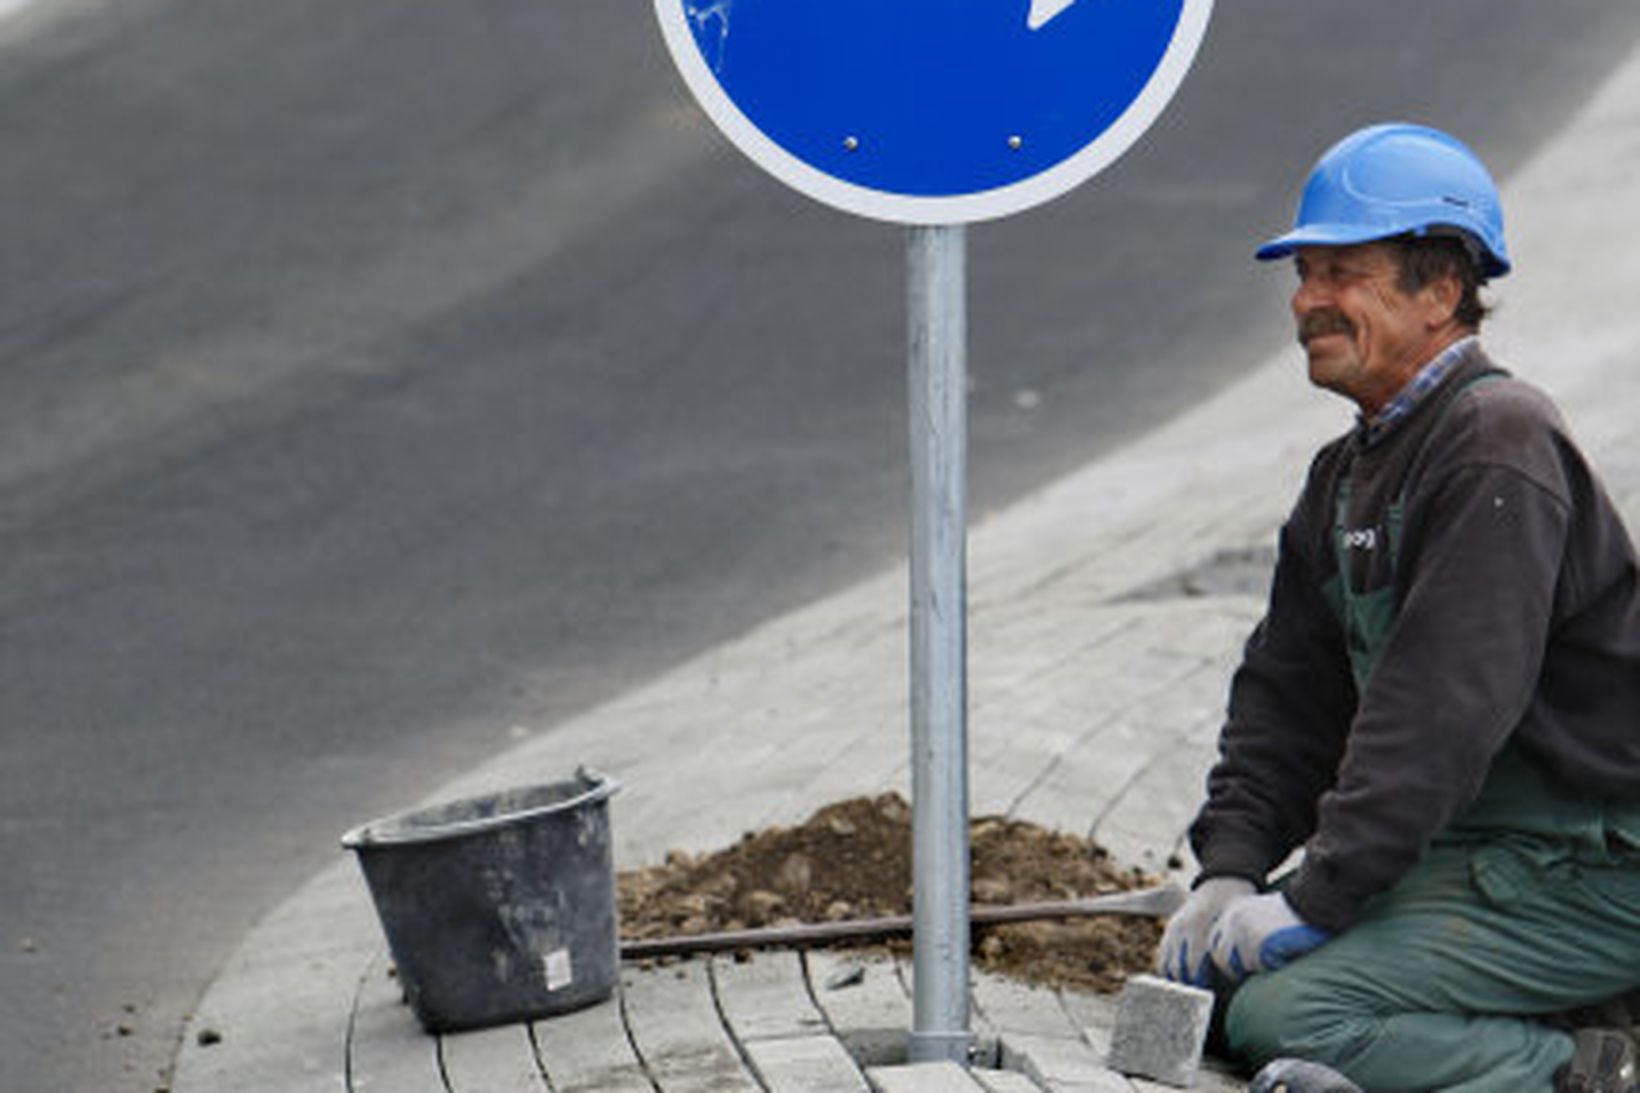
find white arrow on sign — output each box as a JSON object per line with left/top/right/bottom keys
{"left": 1027, "top": 0, "right": 1078, "bottom": 30}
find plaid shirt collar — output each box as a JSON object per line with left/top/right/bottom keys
{"left": 1360, "top": 335, "right": 1478, "bottom": 444}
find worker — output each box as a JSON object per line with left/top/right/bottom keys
{"left": 1156, "top": 123, "right": 1640, "bottom": 1092}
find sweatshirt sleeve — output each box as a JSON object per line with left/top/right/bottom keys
{"left": 1284, "top": 401, "right": 1573, "bottom": 930}
{"left": 1190, "top": 492, "right": 1358, "bottom": 887}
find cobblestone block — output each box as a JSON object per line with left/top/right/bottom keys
{"left": 1106, "top": 975, "right": 1213, "bottom": 1089}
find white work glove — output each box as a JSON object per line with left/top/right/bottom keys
{"left": 1156, "top": 877, "right": 1255, "bottom": 987}
{"left": 1208, "top": 891, "right": 1332, "bottom": 984}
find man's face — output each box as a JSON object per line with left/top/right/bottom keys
{"left": 1290, "top": 242, "right": 1460, "bottom": 414}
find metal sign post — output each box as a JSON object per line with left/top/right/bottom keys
{"left": 652, "top": 0, "right": 1212, "bottom": 1066}
{"left": 906, "top": 223, "right": 970, "bottom": 1062}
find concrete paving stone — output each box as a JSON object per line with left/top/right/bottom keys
{"left": 620, "top": 959, "right": 760, "bottom": 1092}
{"left": 969, "top": 607, "right": 1141, "bottom": 692}
{"left": 1005, "top": 782, "right": 1116, "bottom": 848}
{"left": 1092, "top": 736, "right": 1222, "bottom": 872}
{"left": 346, "top": 954, "right": 447, "bottom": 1093}
{"left": 1000, "top": 1032, "right": 1132, "bottom": 1093}
{"left": 1094, "top": 486, "right": 1285, "bottom": 595}
{"left": 1063, "top": 985, "right": 1244, "bottom": 1091}
{"left": 1012, "top": 716, "right": 1161, "bottom": 823}
{"left": 972, "top": 973, "right": 1082, "bottom": 1040}
{"left": 744, "top": 1034, "right": 871, "bottom": 1092}
{"left": 866, "top": 1060, "right": 989, "bottom": 1092}
{"left": 1136, "top": 601, "right": 1262, "bottom": 663}
{"left": 969, "top": 642, "right": 1202, "bottom": 748}
{"left": 172, "top": 862, "right": 375, "bottom": 1093}
{"left": 1011, "top": 715, "right": 1208, "bottom": 848}
{"left": 1130, "top": 1067, "right": 1246, "bottom": 1093}
{"left": 971, "top": 978, "right": 1141, "bottom": 1093}
{"left": 1077, "top": 727, "right": 1213, "bottom": 836}
{"left": 530, "top": 994, "right": 651, "bottom": 1093}
{"left": 1062, "top": 991, "right": 1252, "bottom": 1083}
{"left": 1055, "top": 629, "right": 1206, "bottom": 701}
{"left": 745, "top": 707, "right": 913, "bottom": 825}
{"left": 969, "top": 718, "right": 1122, "bottom": 821}
{"left": 970, "top": 1066, "right": 1049, "bottom": 1092}
{"left": 805, "top": 951, "right": 914, "bottom": 1067}
{"left": 1095, "top": 824, "right": 1190, "bottom": 879}
{"left": 969, "top": 706, "right": 1104, "bottom": 766}
{"left": 1106, "top": 976, "right": 1213, "bottom": 1090}
{"left": 973, "top": 602, "right": 1137, "bottom": 667}
{"left": 967, "top": 700, "right": 1102, "bottom": 782}
{"left": 439, "top": 1023, "right": 545, "bottom": 1092}
{"left": 799, "top": 736, "right": 914, "bottom": 817}
{"left": 1114, "top": 663, "right": 1229, "bottom": 732}
{"left": 1057, "top": 991, "right": 1120, "bottom": 1057}
{"left": 711, "top": 951, "right": 832, "bottom": 1043}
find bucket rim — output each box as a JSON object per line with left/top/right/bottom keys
{"left": 340, "top": 766, "right": 620, "bottom": 850}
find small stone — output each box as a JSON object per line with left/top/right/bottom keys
{"left": 741, "top": 890, "right": 785, "bottom": 924}
{"left": 777, "top": 854, "right": 813, "bottom": 895}
{"left": 972, "top": 877, "right": 1012, "bottom": 903}
{"left": 824, "top": 962, "right": 866, "bottom": 990}
{"left": 875, "top": 794, "right": 910, "bottom": 823}
{"left": 971, "top": 818, "right": 1005, "bottom": 840}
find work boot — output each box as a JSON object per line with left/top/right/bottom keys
{"left": 1249, "top": 1057, "right": 1363, "bottom": 1093}
{"left": 1558, "top": 1027, "right": 1639, "bottom": 1093}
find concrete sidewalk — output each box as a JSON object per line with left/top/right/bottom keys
{"left": 170, "top": 42, "right": 1640, "bottom": 1093}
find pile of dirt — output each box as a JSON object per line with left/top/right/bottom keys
{"left": 617, "top": 793, "right": 1165, "bottom": 993}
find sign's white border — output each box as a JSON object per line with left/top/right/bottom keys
{"left": 655, "top": 0, "right": 1213, "bottom": 224}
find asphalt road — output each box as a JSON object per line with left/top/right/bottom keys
{"left": 2, "top": 2, "right": 1638, "bottom": 1089}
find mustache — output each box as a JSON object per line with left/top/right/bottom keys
{"left": 1298, "top": 310, "right": 1355, "bottom": 345}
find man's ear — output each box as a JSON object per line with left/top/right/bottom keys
{"left": 1422, "top": 272, "right": 1463, "bottom": 328}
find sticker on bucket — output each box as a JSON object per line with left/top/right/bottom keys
{"left": 542, "top": 948, "right": 574, "bottom": 991}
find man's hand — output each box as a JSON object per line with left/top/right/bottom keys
{"left": 1156, "top": 877, "right": 1256, "bottom": 987}
{"left": 1208, "top": 891, "right": 1332, "bottom": 983}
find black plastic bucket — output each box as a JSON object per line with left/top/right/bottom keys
{"left": 341, "top": 767, "right": 620, "bottom": 1032}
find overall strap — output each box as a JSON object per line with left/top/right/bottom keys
{"left": 1328, "top": 365, "right": 1509, "bottom": 689}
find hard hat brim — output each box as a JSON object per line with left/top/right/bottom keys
{"left": 1254, "top": 223, "right": 1394, "bottom": 262}
{"left": 1255, "top": 223, "right": 1511, "bottom": 278}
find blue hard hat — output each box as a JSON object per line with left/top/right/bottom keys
{"left": 1256, "top": 123, "right": 1511, "bottom": 279}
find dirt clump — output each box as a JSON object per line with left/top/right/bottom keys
{"left": 617, "top": 792, "right": 1165, "bottom": 993}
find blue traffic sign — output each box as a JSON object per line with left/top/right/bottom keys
{"left": 655, "top": 0, "right": 1212, "bottom": 224}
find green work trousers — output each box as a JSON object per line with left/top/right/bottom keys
{"left": 1224, "top": 836, "right": 1640, "bottom": 1091}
